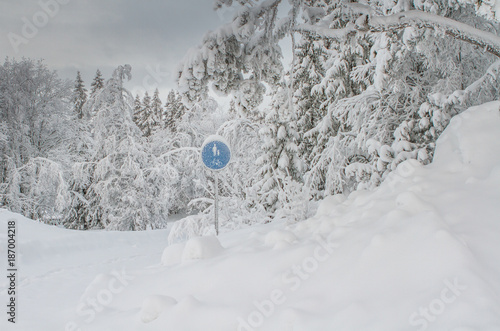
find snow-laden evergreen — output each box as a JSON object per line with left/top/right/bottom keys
{"left": 163, "top": 89, "right": 185, "bottom": 133}
{"left": 68, "top": 65, "right": 171, "bottom": 230}
{"left": 89, "top": 69, "right": 104, "bottom": 97}
{"left": 254, "top": 84, "right": 305, "bottom": 217}
{"left": 72, "top": 71, "right": 88, "bottom": 120}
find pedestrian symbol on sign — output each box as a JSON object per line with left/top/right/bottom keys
{"left": 201, "top": 137, "right": 231, "bottom": 171}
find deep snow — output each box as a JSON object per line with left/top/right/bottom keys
{"left": 1, "top": 102, "right": 500, "bottom": 330}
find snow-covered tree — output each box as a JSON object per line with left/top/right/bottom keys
{"left": 164, "top": 89, "right": 186, "bottom": 132}
{"left": 132, "top": 94, "right": 142, "bottom": 124}
{"left": 90, "top": 69, "right": 104, "bottom": 96}
{"left": 164, "top": 90, "right": 177, "bottom": 132}
{"left": 0, "top": 58, "right": 73, "bottom": 220}
{"left": 134, "top": 91, "right": 161, "bottom": 137}
{"left": 135, "top": 92, "right": 151, "bottom": 136}
{"left": 68, "top": 65, "right": 171, "bottom": 230}
{"left": 72, "top": 71, "right": 87, "bottom": 120}
{"left": 3, "top": 157, "right": 68, "bottom": 222}
{"left": 254, "top": 84, "right": 304, "bottom": 214}
{"left": 150, "top": 88, "right": 163, "bottom": 131}
{"left": 293, "top": 32, "right": 328, "bottom": 165}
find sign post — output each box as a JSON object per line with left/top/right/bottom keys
{"left": 201, "top": 135, "right": 231, "bottom": 235}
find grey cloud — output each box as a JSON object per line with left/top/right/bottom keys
{"left": 0, "top": 0, "right": 223, "bottom": 95}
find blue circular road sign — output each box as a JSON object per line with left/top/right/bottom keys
{"left": 201, "top": 136, "right": 231, "bottom": 171}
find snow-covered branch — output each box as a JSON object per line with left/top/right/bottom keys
{"left": 298, "top": 10, "right": 500, "bottom": 58}
{"left": 160, "top": 147, "right": 200, "bottom": 159}
{"left": 428, "top": 59, "right": 500, "bottom": 107}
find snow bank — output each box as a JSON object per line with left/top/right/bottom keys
{"left": 264, "top": 230, "right": 298, "bottom": 249}
{"left": 161, "top": 235, "right": 225, "bottom": 266}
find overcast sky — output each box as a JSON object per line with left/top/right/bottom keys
{"left": 1, "top": 0, "right": 229, "bottom": 98}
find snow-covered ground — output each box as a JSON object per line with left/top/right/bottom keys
{"left": 1, "top": 102, "right": 500, "bottom": 330}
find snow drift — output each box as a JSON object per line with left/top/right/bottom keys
{"left": 1, "top": 102, "right": 500, "bottom": 330}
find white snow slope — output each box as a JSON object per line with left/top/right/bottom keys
{"left": 1, "top": 102, "right": 500, "bottom": 331}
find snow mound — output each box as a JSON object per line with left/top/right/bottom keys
{"left": 314, "top": 194, "right": 346, "bottom": 218}
{"left": 161, "top": 242, "right": 186, "bottom": 266}
{"left": 182, "top": 235, "right": 224, "bottom": 261}
{"left": 140, "top": 295, "right": 177, "bottom": 323}
{"left": 264, "top": 230, "right": 298, "bottom": 248}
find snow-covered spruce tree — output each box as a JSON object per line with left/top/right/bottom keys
{"left": 253, "top": 83, "right": 306, "bottom": 218}
{"left": 163, "top": 90, "right": 177, "bottom": 132}
{"left": 65, "top": 160, "right": 95, "bottom": 229}
{"left": 64, "top": 103, "right": 96, "bottom": 230}
{"left": 150, "top": 88, "right": 163, "bottom": 132}
{"left": 293, "top": 32, "right": 328, "bottom": 167}
{"left": 90, "top": 69, "right": 104, "bottom": 96}
{"left": 65, "top": 86, "right": 96, "bottom": 229}
{"left": 132, "top": 94, "right": 142, "bottom": 124}
{"left": 135, "top": 91, "right": 152, "bottom": 136}
{"left": 163, "top": 89, "right": 187, "bottom": 132}
{"left": 134, "top": 90, "right": 162, "bottom": 137}
{"left": 72, "top": 71, "right": 87, "bottom": 120}
{"left": 69, "top": 65, "right": 170, "bottom": 230}
{"left": 0, "top": 58, "right": 73, "bottom": 221}
{"left": 293, "top": 1, "right": 373, "bottom": 197}
{"left": 293, "top": 0, "right": 340, "bottom": 148}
